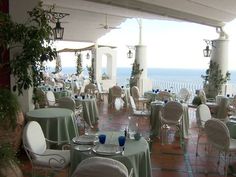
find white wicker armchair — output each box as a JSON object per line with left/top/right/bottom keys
{"left": 71, "top": 157, "right": 133, "bottom": 177}
{"left": 22, "top": 121, "right": 70, "bottom": 177}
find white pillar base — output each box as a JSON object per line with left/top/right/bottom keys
{"left": 138, "top": 78, "right": 152, "bottom": 95}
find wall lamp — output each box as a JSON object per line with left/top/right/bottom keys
{"left": 50, "top": 12, "right": 69, "bottom": 40}
{"left": 203, "top": 39, "right": 215, "bottom": 57}
{"left": 127, "top": 46, "right": 135, "bottom": 59}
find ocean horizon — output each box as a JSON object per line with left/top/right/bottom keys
{"left": 47, "top": 66, "right": 236, "bottom": 84}
{"left": 45, "top": 66, "right": 236, "bottom": 94}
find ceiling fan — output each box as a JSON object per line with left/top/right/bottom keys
{"left": 98, "top": 14, "right": 120, "bottom": 30}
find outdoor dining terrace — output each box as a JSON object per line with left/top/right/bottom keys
{"left": 15, "top": 83, "right": 236, "bottom": 177}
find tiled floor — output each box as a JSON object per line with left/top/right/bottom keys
{"left": 19, "top": 96, "right": 236, "bottom": 177}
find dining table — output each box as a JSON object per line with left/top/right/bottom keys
{"left": 70, "top": 131, "right": 152, "bottom": 177}
{"left": 150, "top": 101, "right": 189, "bottom": 138}
{"left": 26, "top": 107, "right": 79, "bottom": 145}
{"left": 74, "top": 97, "right": 99, "bottom": 127}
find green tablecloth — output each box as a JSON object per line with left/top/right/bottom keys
{"left": 226, "top": 119, "right": 236, "bottom": 139}
{"left": 150, "top": 102, "right": 189, "bottom": 138}
{"left": 53, "top": 90, "right": 71, "bottom": 99}
{"left": 26, "top": 108, "right": 79, "bottom": 144}
{"left": 70, "top": 131, "right": 152, "bottom": 177}
{"left": 75, "top": 98, "right": 99, "bottom": 127}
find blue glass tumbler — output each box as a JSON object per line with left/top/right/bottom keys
{"left": 118, "top": 136, "right": 126, "bottom": 147}
{"left": 98, "top": 134, "right": 106, "bottom": 144}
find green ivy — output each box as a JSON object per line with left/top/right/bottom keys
{"left": 201, "top": 60, "right": 230, "bottom": 98}
{"left": 0, "top": 2, "right": 57, "bottom": 95}
{"left": 129, "top": 60, "right": 143, "bottom": 89}
{"left": 76, "top": 53, "right": 83, "bottom": 75}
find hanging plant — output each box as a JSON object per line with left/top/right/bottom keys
{"left": 87, "top": 58, "right": 95, "bottom": 83}
{"left": 76, "top": 53, "right": 83, "bottom": 75}
{"left": 0, "top": 2, "right": 57, "bottom": 95}
{"left": 129, "top": 60, "right": 143, "bottom": 89}
{"left": 54, "top": 55, "right": 62, "bottom": 74}
{"left": 201, "top": 60, "right": 230, "bottom": 98}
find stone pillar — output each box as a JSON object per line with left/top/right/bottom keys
{"left": 211, "top": 39, "right": 229, "bottom": 76}
{"left": 210, "top": 28, "right": 229, "bottom": 95}
{"left": 135, "top": 45, "right": 152, "bottom": 94}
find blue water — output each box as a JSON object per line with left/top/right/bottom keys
{"left": 48, "top": 66, "right": 236, "bottom": 86}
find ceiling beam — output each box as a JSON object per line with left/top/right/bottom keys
{"left": 83, "top": 0, "right": 225, "bottom": 27}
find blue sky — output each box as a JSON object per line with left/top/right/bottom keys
{"left": 53, "top": 18, "right": 236, "bottom": 70}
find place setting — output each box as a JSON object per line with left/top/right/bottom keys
{"left": 92, "top": 134, "right": 126, "bottom": 156}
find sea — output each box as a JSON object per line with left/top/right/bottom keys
{"left": 47, "top": 67, "right": 236, "bottom": 95}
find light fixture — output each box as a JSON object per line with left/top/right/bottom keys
{"left": 203, "top": 39, "right": 214, "bottom": 57}
{"left": 50, "top": 12, "right": 69, "bottom": 40}
{"left": 86, "top": 52, "right": 90, "bottom": 60}
{"left": 127, "top": 50, "right": 133, "bottom": 59}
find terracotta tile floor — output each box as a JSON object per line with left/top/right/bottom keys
{"left": 19, "top": 97, "right": 236, "bottom": 177}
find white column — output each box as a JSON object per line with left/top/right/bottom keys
{"left": 210, "top": 28, "right": 229, "bottom": 95}
{"left": 135, "top": 45, "right": 152, "bottom": 94}
{"left": 211, "top": 39, "right": 229, "bottom": 76}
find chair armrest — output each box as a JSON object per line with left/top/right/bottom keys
{"left": 23, "top": 145, "right": 67, "bottom": 170}
{"left": 45, "top": 138, "right": 68, "bottom": 145}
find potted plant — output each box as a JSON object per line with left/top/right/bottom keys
{"left": 0, "top": 88, "right": 24, "bottom": 177}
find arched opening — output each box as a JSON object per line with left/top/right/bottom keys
{"left": 101, "top": 53, "right": 112, "bottom": 80}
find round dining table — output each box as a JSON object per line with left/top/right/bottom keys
{"left": 150, "top": 101, "right": 189, "bottom": 138}
{"left": 26, "top": 108, "right": 79, "bottom": 145}
{"left": 70, "top": 131, "right": 152, "bottom": 177}
{"left": 74, "top": 98, "right": 99, "bottom": 127}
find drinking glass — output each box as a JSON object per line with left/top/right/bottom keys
{"left": 98, "top": 134, "right": 106, "bottom": 144}
{"left": 118, "top": 136, "right": 126, "bottom": 147}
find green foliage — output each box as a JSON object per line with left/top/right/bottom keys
{"left": 87, "top": 58, "right": 95, "bottom": 83}
{"left": 54, "top": 56, "right": 62, "bottom": 74}
{"left": 0, "top": 88, "right": 20, "bottom": 129}
{"left": 129, "top": 60, "right": 143, "bottom": 89}
{"left": 76, "top": 53, "right": 83, "bottom": 75}
{"left": 0, "top": 1, "right": 57, "bottom": 95}
{"left": 201, "top": 60, "right": 230, "bottom": 98}
{"left": 192, "top": 96, "right": 202, "bottom": 106}
{"left": 0, "top": 143, "right": 18, "bottom": 168}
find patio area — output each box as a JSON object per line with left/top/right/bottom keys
{"left": 18, "top": 94, "right": 236, "bottom": 177}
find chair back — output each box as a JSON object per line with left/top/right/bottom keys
{"left": 131, "top": 86, "right": 140, "bottom": 100}
{"left": 46, "top": 90, "right": 56, "bottom": 106}
{"left": 71, "top": 157, "right": 129, "bottom": 177}
{"left": 84, "top": 83, "right": 97, "bottom": 95}
{"left": 58, "top": 97, "right": 76, "bottom": 112}
{"left": 157, "top": 91, "right": 172, "bottom": 101}
{"left": 74, "top": 81, "right": 81, "bottom": 95}
{"left": 35, "top": 88, "right": 47, "bottom": 108}
{"left": 198, "top": 89, "right": 206, "bottom": 104}
{"left": 23, "top": 121, "right": 47, "bottom": 158}
{"left": 178, "top": 88, "right": 190, "bottom": 102}
{"left": 205, "top": 118, "right": 230, "bottom": 151}
{"left": 129, "top": 96, "right": 137, "bottom": 111}
{"left": 196, "top": 104, "right": 211, "bottom": 128}
{"left": 162, "top": 101, "right": 183, "bottom": 122}
{"left": 111, "top": 86, "right": 122, "bottom": 98}
{"left": 216, "top": 97, "right": 229, "bottom": 120}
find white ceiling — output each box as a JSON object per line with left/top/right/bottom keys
{"left": 43, "top": 0, "right": 236, "bottom": 42}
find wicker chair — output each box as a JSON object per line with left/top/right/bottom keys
{"left": 205, "top": 118, "right": 236, "bottom": 176}
{"left": 22, "top": 121, "right": 70, "bottom": 177}
{"left": 71, "top": 157, "right": 133, "bottom": 177}
{"left": 129, "top": 96, "right": 150, "bottom": 117}
{"left": 195, "top": 104, "right": 212, "bottom": 156}
{"left": 131, "top": 86, "right": 148, "bottom": 110}
{"left": 160, "top": 101, "right": 184, "bottom": 147}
